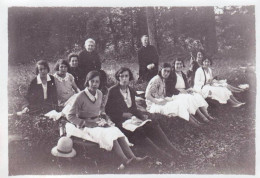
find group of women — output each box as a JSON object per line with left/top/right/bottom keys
{"left": 19, "top": 38, "right": 246, "bottom": 169}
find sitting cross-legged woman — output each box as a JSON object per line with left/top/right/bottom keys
{"left": 194, "top": 57, "right": 245, "bottom": 107}
{"left": 65, "top": 70, "right": 147, "bottom": 169}
{"left": 18, "top": 60, "right": 58, "bottom": 115}
{"left": 167, "top": 58, "right": 216, "bottom": 124}
{"left": 105, "top": 67, "right": 184, "bottom": 160}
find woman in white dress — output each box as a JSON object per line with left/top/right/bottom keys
{"left": 166, "top": 58, "right": 216, "bottom": 123}
{"left": 66, "top": 70, "right": 147, "bottom": 169}
{"left": 194, "top": 57, "right": 245, "bottom": 107}
{"left": 145, "top": 63, "right": 202, "bottom": 127}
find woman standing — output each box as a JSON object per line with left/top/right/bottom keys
{"left": 106, "top": 67, "right": 183, "bottom": 160}
{"left": 194, "top": 57, "right": 245, "bottom": 107}
{"left": 66, "top": 71, "right": 147, "bottom": 169}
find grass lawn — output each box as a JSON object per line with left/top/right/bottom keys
{"left": 8, "top": 57, "right": 256, "bottom": 175}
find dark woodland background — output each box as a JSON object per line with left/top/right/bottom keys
{"left": 8, "top": 6, "right": 255, "bottom": 64}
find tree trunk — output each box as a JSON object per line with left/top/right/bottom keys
{"left": 145, "top": 7, "right": 157, "bottom": 49}
{"left": 136, "top": 7, "right": 148, "bottom": 47}
{"left": 204, "top": 7, "right": 218, "bottom": 56}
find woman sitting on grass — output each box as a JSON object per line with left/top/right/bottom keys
{"left": 105, "top": 67, "right": 183, "bottom": 160}
{"left": 53, "top": 59, "right": 80, "bottom": 106}
{"left": 68, "top": 53, "right": 85, "bottom": 90}
{"left": 66, "top": 70, "right": 147, "bottom": 169}
{"left": 167, "top": 58, "right": 216, "bottom": 123}
{"left": 194, "top": 57, "right": 245, "bottom": 107}
{"left": 18, "top": 60, "right": 58, "bottom": 115}
{"left": 145, "top": 63, "right": 202, "bottom": 127}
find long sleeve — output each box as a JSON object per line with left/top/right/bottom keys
{"left": 105, "top": 88, "right": 125, "bottom": 126}
{"left": 67, "top": 96, "right": 84, "bottom": 127}
{"left": 194, "top": 68, "right": 205, "bottom": 92}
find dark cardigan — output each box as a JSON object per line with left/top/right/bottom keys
{"left": 105, "top": 84, "right": 144, "bottom": 128}
{"left": 26, "top": 75, "right": 58, "bottom": 113}
{"left": 166, "top": 71, "right": 189, "bottom": 97}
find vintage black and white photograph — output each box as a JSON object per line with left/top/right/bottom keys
{"left": 3, "top": 0, "right": 258, "bottom": 177}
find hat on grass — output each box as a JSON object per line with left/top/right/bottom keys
{"left": 51, "top": 137, "right": 76, "bottom": 158}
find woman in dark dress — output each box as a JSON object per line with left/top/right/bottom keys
{"left": 105, "top": 67, "right": 184, "bottom": 161}
{"left": 68, "top": 53, "right": 85, "bottom": 90}
{"left": 19, "top": 60, "right": 58, "bottom": 115}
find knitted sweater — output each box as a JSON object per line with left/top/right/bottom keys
{"left": 67, "top": 89, "right": 103, "bottom": 127}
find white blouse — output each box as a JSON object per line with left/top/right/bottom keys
{"left": 120, "top": 87, "right": 132, "bottom": 108}
{"left": 194, "top": 67, "right": 213, "bottom": 92}
{"left": 36, "top": 74, "right": 51, "bottom": 100}
{"left": 175, "top": 72, "right": 186, "bottom": 90}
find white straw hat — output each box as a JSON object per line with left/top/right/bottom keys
{"left": 51, "top": 137, "right": 76, "bottom": 158}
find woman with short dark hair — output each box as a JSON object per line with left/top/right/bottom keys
{"left": 53, "top": 59, "right": 80, "bottom": 106}
{"left": 19, "top": 60, "right": 58, "bottom": 115}
{"left": 194, "top": 57, "right": 245, "bottom": 107}
{"left": 65, "top": 70, "right": 147, "bottom": 169}
{"left": 106, "top": 67, "right": 183, "bottom": 160}
{"left": 145, "top": 63, "right": 202, "bottom": 126}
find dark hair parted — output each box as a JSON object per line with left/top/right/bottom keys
{"left": 84, "top": 70, "right": 100, "bottom": 88}
{"left": 35, "top": 60, "right": 50, "bottom": 75}
{"left": 202, "top": 57, "right": 213, "bottom": 65}
{"left": 158, "top": 63, "right": 171, "bottom": 78}
{"left": 196, "top": 50, "right": 205, "bottom": 58}
{"left": 54, "top": 59, "right": 70, "bottom": 71}
{"left": 68, "top": 53, "right": 79, "bottom": 62}
{"left": 115, "top": 67, "right": 134, "bottom": 81}
{"left": 172, "top": 58, "right": 185, "bottom": 70}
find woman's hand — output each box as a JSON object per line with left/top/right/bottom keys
{"left": 180, "top": 90, "right": 188, "bottom": 94}
{"left": 156, "top": 98, "right": 167, "bottom": 105}
{"left": 147, "top": 63, "right": 155, "bottom": 70}
{"left": 122, "top": 112, "right": 133, "bottom": 119}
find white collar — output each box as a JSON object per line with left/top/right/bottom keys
{"left": 37, "top": 74, "right": 51, "bottom": 84}
{"left": 84, "top": 88, "right": 98, "bottom": 102}
{"left": 54, "top": 72, "right": 70, "bottom": 82}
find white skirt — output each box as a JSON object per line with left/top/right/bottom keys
{"left": 201, "top": 85, "right": 232, "bottom": 104}
{"left": 147, "top": 98, "right": 190, "bottom": 121}
{"left": 174, "top": 93, "right": 208, "bottom": 115}
{"left": 65, "top": 123, "right": 133, "bottom": 151}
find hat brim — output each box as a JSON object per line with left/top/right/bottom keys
{"left": 51, "top": 146, "right": 76, "bottom": 158}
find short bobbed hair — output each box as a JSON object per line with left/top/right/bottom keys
{"left": 115, "top": 67, "right": 134, "bottom": 81}
{"left": 202, "top": 57, "right": 213, "bottom": 65}
{"left": 172, "top": 57, "right": 185, "bottom": 70}
{"left": 54, "top": 59, "right": 70, "bottom": 71}
{"left": 35, "top": 60, "right": 50, "bottom": 75}
{"left": 84, "top": 70, "right": 100, "bottom": 88}
{"left": 68, "top": 53, "right": 79, "bottom": 62}
{"left": 158, "top": 63, "right": 171, "bottom": 78}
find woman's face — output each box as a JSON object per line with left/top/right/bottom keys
{"left": 37, "top": 64, "right": 48, "bottom": 78}
{"left": 85, "top": 42, "right": 95, "bottom": 52}
{"left": 203, "top": 59, "right": 211, "bottom": 68}
{"left": 161, "top": 67, "right": 171, "bottom": 79}
{"left": 88, "top": 76, "right": 100, "bottom": 91}
{"left": 196, "top": 52, "right": 203, "bottom": 64}
{"left": 141, "top": 37, "right": 149, "bottom": 47}
{"left": 58, "top": 64, "right": 68, "bottom": 75}
{"left": 69, "top": 57, "right": 79, "bottom": 67}
{"left": 174, "top": 60, "right": 183, "bottom": 72}
{"left": 119, "top": 71, "right": 130, "bottom": 86}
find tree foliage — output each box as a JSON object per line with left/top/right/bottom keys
{"left": 8, "top": 6, "right": 255, "bottom": 64}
